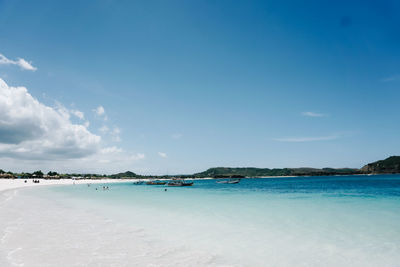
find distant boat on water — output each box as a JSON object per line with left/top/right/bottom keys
{"left": 216, "top": 178, "right": 241, "bottom": 184}
{"left": 146, "top": 180, "right": 167, "bottom": 185}
{"left": 167, "top": 179, "right": 193, "bottom": 186}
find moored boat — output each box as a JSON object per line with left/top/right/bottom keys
{"left": 167, "top": 179, "right": 193, "bottom": 186}
{"left": 146, "top": 180, "right": 166, "bottom": 185}
{"left": 216, "top": 178, "right": 241, "bottom": 184}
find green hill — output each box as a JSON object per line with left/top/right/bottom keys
{"left": 194, "top": 167, "right": 360, "bottom": 178}
{"left": 361, "top": 156, "right": 400, "bottom": 174}
{"left": 109, "top": 171, "right": 138, "bottom": 178}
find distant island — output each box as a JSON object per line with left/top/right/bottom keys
{"left": 360, "top": 156, "right": 400, "bottom": 174}
{"left": 1, "top": 156, "right": 400, "bottom": 179}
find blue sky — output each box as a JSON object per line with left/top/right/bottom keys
{"left": 0, "top": 0, "right": 399, "bottom": 174}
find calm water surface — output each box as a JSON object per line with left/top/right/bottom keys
{"left": 5, "top": 175, "right": 400, "bottom": 266}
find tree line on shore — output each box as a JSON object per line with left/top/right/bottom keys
{"left": 0, "top": 170, "right": 107, "bottom": 179}
{"left": 1, "top": 156, "right": 400, "bottom": 179}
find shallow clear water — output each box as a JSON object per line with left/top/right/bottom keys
{"left": 2, "top": 175, "right": 400, "bottom": 266}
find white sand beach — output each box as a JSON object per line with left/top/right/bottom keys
{"left": 0, "top": 179, "right": 224, "bottom": 267}
{"left": 0, "top": 178, "right": 137, "bottom": 193}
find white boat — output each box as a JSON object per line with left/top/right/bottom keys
{"left": 167, "top": 179, "right": 193, "bottom": 186}
{"left": 216, "top": 178, "right": 241, "bottom": 184}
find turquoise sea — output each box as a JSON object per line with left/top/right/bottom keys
{"left": 1, "top": 175, "right": 400, "bottom": 266}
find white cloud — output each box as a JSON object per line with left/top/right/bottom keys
{"left": 301, "top": 111, "right": 325, "bottom": 117}
{"left": 158, "top": 152, "right": 167, "bottom": 158}
{"left": 93, "top": 105, "right": 108, "bottom": 121}
{"left": 0, "top": 79, "right": 144, "bottom": 170}
{"left": 274, "top": 135, "right": 338, "bottom": 142}
{"left": 100, "top": 146, "right": 123, "bottom": 154}
{"left": 99, "top": 125, "right": 121, "bottom": 142}
{"left": 16, "top": 58, "right": 37, "bottom": 71}
{"left": 132, "top": 153, "right": 145, "bottom": 160}
{"left": 71, "top": 110, "right": 84, "bottom": 120}
{"left": 171, "top": 133, "right": 183, "bottom": 139}
{"left": 0, "top": 53, "right": 37, "bottom": 71}
{"left": 88, "top": 147, "right": 145, "bottom": 168}
{"left": 94, "top": 106, "right": 121, "bottom": 141}
{"left": 111, "top": 127, "right": 121, "bottom": 142}
{"left": 381, "top": 74, "right": 400, "bottom": 82}
{"left": 112, "top": 127, "right": 121, "bottom": 135}
{"left": 112, "top": 135, "right": 121, "bottom": 142}
{"left": 99, "top": 125, "right": 109, "bottom": 133}
{"left": 0, "top": 78, "right": 100, "bottom": 159}
{"left": 92, "top": 146, "right": 144, "bottom": 164}
{"left": 94, "top": 105, "right": 105, "bottom": 116}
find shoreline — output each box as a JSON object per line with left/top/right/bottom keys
{"left": 0, "top": 178, "right": 141, "bottom": 193}
{"left": 0, "top": 173, "right": 397, "bottom": 193}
